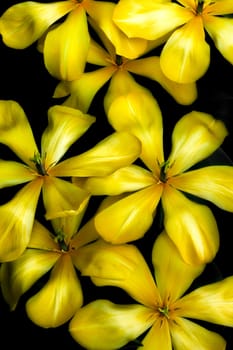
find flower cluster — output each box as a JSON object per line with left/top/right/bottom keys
{"left": 0, "top": 1, "right": 233, "bottom": 349}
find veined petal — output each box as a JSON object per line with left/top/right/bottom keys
{"left": 113, "top": 1, "right": 194, "bottom": 40}
{"left": 0, "top": 100, "right": 38, "bottom": 166}
{"left": 69, "top": 300, "right": 155, "bottom": 350}
{"left": 204, "top": 15, "right": 233, "bottom": 66}
{"left": 0, "top": 178, "right": 43, "bottom": 262}
{"left": 44, "top": 6, "right": 90, "bottom": 80}
{"left": 166, "top": 111, "right": 228, "bottom": 176}
{"left": 105, "top": 71, "right": 164, "bottom": 173}
{"left": 86, "top": 0, "right": 148, "bottom": 59}
{"left": 94, "top": 184, "right": 163, "bottom": 244}
{"left": 80, "top": 165, "right": 156, "bottom": 195}
{"left": 126, "top": 56, "right": 197, "bottom": 105}
{"left": 26, "top": 254, "right": 83, "bottom": 327}
{"left": 62, "top": 67, "right": 116, "bottom": 113}
{"left": 141, "top": 318, "right": 172, "bottom": 350}
{"left": 170, "top": 166, "right": 233, "bottom": 212}
{"left": 160, "top": 16, "right": 210, "bottom": 83}
{"left": 204, "top": 0, "right": 233, "bottom": 16}
{"left": 0, "top": 1, "right": 77, "bottom": 48}
{"left": 41, "top": 105, "right": 95, "bottom": 169}
{"left": 42, "top": 176, "right": 90, "bottom": 220}
{"left": 76, "top": 240, "right": 160, "bottom": 307}
{"left": 0, "top": 249, "right": 60, "bottom": 310}
{"left": 152, "top": 231, "right": 205, "bottom": 303}
{"left": 176, "top": 276, "right": 233, "bottom": 327}
{"left": 51, "top": 132, "right": 141, "bottom": 177}
{"left": 170, "top": 317, "right": 226, "bottom": 350}
{"left": 162, "top": 185, "right": 219, "bottom": 265}
{"left": 0, "top": 160, "right": 36, "bottom": 188}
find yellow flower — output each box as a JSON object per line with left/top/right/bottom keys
{"left": 69, "top": 231, "right": 233, "bottom": 349}
{"left": 0, "top": 202, "right": 100, "bottom": 327}
{"left": 0, "top": 100, "right": 140, "bottom": 261}
{"left": 113, "top": 0, "right": 233, "bottom": 83}
{"left": 77, "top": 79, "right": 232, "bottom": 264}
{"left": 54, "top": 20, "right": 197, "bottom": 112}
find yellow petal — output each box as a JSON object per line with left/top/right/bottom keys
{"left": 70, "top": 217, "right": 100, "bottom": 254}
{"left": 205, "top": 0, "right": 233, "bottom": 15}
{"left": 28, "top": 220, "right": 60, "bottom": 250}
{"left": 177, "top": 276, "right": 233, "bottom": 327}
{"left": 113, "top": 1, "right": 193, "bottom": 40}
{"left": 170, "top": 317, "right": 226, "bottom": 350}
{"left": 105, "top": 71, "right": 164, "bottom": 172}
{"left": 0, "top": 100, "right": 38, "bottom": 165}
{"left": 85, "top": 0, "right": 148, "bottom": 59}
{"left": 80, "top": 165, "right": 156, "bottom": 195}
{"left": 170, "top": 165, "right": 233, "bottom": 212}
{"left": 160, "top": 16, "right": 210, "bottom": 83}
{"left": 141, "top": 318, "right": 172, "bottom": 350}
{"left": 76, "top": 240, "right": 160, "bottom": 307}
{"left": 0, "top": 1, "right": 76, "bottom": 48}
{"left": 126, "top": 56, "right": 197, "bottom": 105}
{"left": 44, "top": 6, "right": 90, "bottom": 80}
{"left": 42, "top": 176, "right": 90, "bottom": 220}
{"left": 94, "top": 184, "right": 163, "bottom": 244}
{"left": 0, "top": 160, "right": 36, "bottom": 188}
{"left": 166, "top": 111, "right": 228, "bottom": 176}
{"left": 152, "top": 231, "right": 205, "bottom": 302}
{"left": 162, "top": 185, "right": 220, "bottom": 265}
{"left": 1, "top": 249, "right": 60, "bottom": 310}
{"left": 51, "top": 131, "right": 141, "bottom": 177}
{"left": 41, "top": 105, "right": 95, "bottom": 169}
{"left": 204, "top": 15, "right": 233, "bottom": 65}
{"left": 87, "top": 38, "right": 113, "bottom": 66}
{"left": 0, "top": 178, "right": 43, "bottom": 262}
{"left": 26, "top": 254, "right": 83, "bottom": 327}
{"left": 69, "top": 300, "right": 155, "bottom": 350}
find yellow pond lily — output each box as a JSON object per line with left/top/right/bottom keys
{"left": 69, "top": 231, "right": 233, "bottom": 349}
{"left": 0, "top": 100, "right": 140, "bottom": 261}
{"left": 0, "top": 202, "right": 100, "bottom": 328}
{"left": 77, "top": 76, "right": 233, "bottom": 264}
{"left": 113, "top": 0, "right": 233, "bottom": 83}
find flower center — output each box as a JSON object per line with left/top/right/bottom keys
{"left": 158, "top": 305, "right": 170, "bottom": 319}
{"left": 197, "top": 0, "right": 205, "bottom": 13}
{"left": 54, "top": 229, "right": 69, "bottom": 252}
{"left": 159, "top": 160, "right": 170, "bottom": 183}
{"left": 30, "top": 152, "right": 48, "bottom": 175}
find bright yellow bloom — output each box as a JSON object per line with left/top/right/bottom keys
{"left": 69, "top": 232, "right": 233, "bottom": 349}
{"left": 77, "top": 78, "right": 232, "bottom": 264}
{"left": 0, "top": 100, "right": 140, "bottom": 261}
{"left": 113, "top": 0, "right": 233, "bottom": 83}
{"left": 54, "top": 21, "right": 197, "bottom": 112}
{"left": 0, "top": 202, "right": 100, "bottom": 327}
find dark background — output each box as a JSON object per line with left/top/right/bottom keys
{"left": 0, "top": 1, "right": 233, "bottom": 349}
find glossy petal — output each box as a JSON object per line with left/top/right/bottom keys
{"left": 170, "top": 317, "right": 226, "bottom": 350}
{"left": 42, "top": 176, "right": 90, "bottom": 220}
{"left": 94, "top": 184, "right": 163, "bottom": 244}
{"left": 170, "top": 166, "right": 233, "bottom": 212}
{"left": 160, "top": 16, "right": 210, "bottom": 83}
{"left": 113, "top": 1, "right": 193, "bottom": 40}
{"left": 76, "top": 240, "right": 160, "bottom": 307}
{"left": 176, "top": 276, "right": 233, "bottom": 327}
{"left": 41, "top": 105, "right": 95, "bottom": 169}
{"left": 0, "top": 178, "right": 43, "bottom": 262}
{"left": 0, "top": 160, "right": 36, "bottom": 188}
{"left": 69, "top": 300, "right": 155, "bottom": 350}
{"left": 0, "top": 100, "right": 38, "bottom": 166}
{"left": 204, "top": 15, "right": 233, "bottom": 65}
{"left": 126, "top": 56, "right": 197, "bottom": 105}
{"left": 86, "top": 38, "right": 113, "bottom": 66}
{"left": 81, "top": 165, "right": 156, "bottom": 195}
{"left": 44, "top": 5, "right": 90, "bottom": 80}
{"left": 1, "top": 249, "right": 60, "bottom": 310}
{"left": 205, "top": 0, "right": 233, "bottom": 15}
{"left": 28, "top": 220, "right": 60, "bottom": 251}
{"left": 0, "top": 1, "right": 76, "bottom": 48}
{"left": 141, "top": 318, "right": 172, "bottom": 350}
{"left": 152, "top": 231, "right": 205, "bottom": 302}
{"left": 51, "top": 132, "right": 141, "bottom": 177}
{"left": 166, "top": 111, "right": 228, "bottom": 176}
{"left": 26, "top": 254, "right": 83, "bottom": 328}
{"left": 162, "top": 185, "right": 219, "bottom": 265}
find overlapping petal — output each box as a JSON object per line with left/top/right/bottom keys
{"left": 0, "top": 160, "right": 36, "bottom": 188}
{"left": 0, "top": 1, "right": 77, "bottom": 48}
{"left": 162, "top": 185, "right": 219, "bottom": 265}
{"left": 69, "top": 300, "right": 155, "bottom": 350}
{"left": 26, "top": 254, "right": 83, "bottom": 327}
